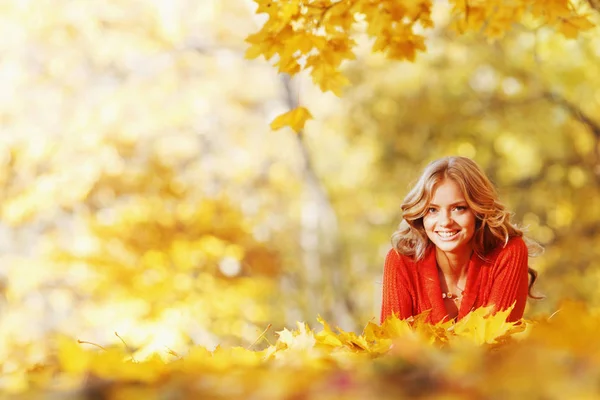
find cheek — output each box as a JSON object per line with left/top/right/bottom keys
{"left": 463, "top": 213, "right": 477, "bottom": 232}
{"left": 422, "top": 216, "right": 435, "bottom": 231}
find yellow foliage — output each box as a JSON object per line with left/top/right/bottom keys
{"left": 9, "top": 302, "right": 600, "bottom": 398}
{"left": 450, "top": 305, "right": 518, "bottom": 345}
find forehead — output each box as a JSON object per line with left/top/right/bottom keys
{"left": 429, "top": 179, "right": 466, "bottom": 204}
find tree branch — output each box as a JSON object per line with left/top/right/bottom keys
{"left": 587, "top": 0, "right": 600, "bottom": 13}
{"left": 543, "top": 91, "right": 600, "bottom": 139}
{"left": 280, "top": 75, "right": 355, "bottom": 329}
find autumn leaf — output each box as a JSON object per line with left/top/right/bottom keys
{"left": 276, "top": 327, "right": 296, "bottom": 347}
{"left": 309, "top": 63, "right": 351, "bottom": 96}
{"left": 270, "top": 107, "right": 313, "bottom": 132}
{"left": 451, "top": 305, "right": 517, "bottom": 345}
{"left": 315, "top": 315, "right": 344, "bottom": 348}
{"left": 254, "top": 0, "right": 279, "bottom": 18}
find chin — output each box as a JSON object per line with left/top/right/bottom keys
{"left": 434, "top": 241, "right": 468, "bottom": 254}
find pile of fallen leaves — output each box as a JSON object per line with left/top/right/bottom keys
{"left": 4, "top": 301, "right": 600, "bottom": 399}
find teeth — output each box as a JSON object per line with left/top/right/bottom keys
{"left": 437, "top": 231, "right": 458, "bottom": 238}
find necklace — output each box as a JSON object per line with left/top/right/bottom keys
{"left": 437, "top": 258, "right": 469, "bottom": 302}
{"left": 441, "top": 280, "right": 465, "bottom": 300}
{"left": 441, "top": 288, "right": 465, "bottom": 300}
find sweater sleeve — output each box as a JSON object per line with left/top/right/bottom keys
{"left": 380, "top": 249, "right": 414, "bottom": 323}
{"left": 486, "top": 237, "right": 529, "bottom": 322}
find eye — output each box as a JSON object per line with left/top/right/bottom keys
{"left": 453, "top": 205, "right": 467, "bottom": 212}
{"left": 427, "top": 207, "right": 438, "bottom": 214}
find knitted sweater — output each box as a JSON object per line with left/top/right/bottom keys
{"left": 380, "top": 236, "right": 529, "bottom": 324}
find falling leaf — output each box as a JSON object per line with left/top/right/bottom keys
{"left": 270, "top": 107, "right": 313, "bottom": 132}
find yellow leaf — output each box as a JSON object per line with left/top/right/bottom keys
{"left": 244, "top": 31, "right": 269, "bottom": 60}
{"left": 531, "top": 0, "right": 572, "bottom": 21}
{"left": 254, "top": 0, "right": 278, "bottom": 18}
{"left": 245, "top": 44, "right": 265, "bottom": 60}
{"left": 310, "top": 65, "right": 350, "bottom": 96}
{"left": 276, "top": 327, "right": 295, "bottom": 346}
{"left": 262, "top": 345, "right": 278, "bottom": 361}
{"left": 276, "top": 55, "right": 301, "bottom": 74}
{"left": 279, "top": 2, "right": 300, "bottom": 23}
{"left": 290, "top": 322, "right": 317, "bottom": 350}
{"left": 315, "top": 315, "right": 344, "bottom": 348}
{"left": 286, "top": 35, "right": 312, "bottom": 54}
{"left": 336, "top": 330, "right": 370, "bottom": 352}
{"left": 320, "top": 37, "right": 356, "bottom": 67}
{"left": 452, "top": 305, "right": 517, "bottom": 345}
{"left": 362, "top": 321, "right": 385, "bottom": 341}
{"left": 57, "top": 337, "right": 91, "bottom": 374}
{"left": 557, "top": 16, "right": 596, "bottom": 39}
{"left": 89, "top": 348, "right": 131, "bottom": 379}
{"left": 270, "top": 107, "right": 313, "bottom": 132}
{"left": 381, "top": 314, "right": 414, "bottom": 338}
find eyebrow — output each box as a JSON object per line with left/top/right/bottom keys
{"left": 428, "top": 201, "right": 468, "bottom": 207}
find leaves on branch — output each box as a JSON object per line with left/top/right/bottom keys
{"left": 246, "top": 0, "right": 597, "bottom": 128}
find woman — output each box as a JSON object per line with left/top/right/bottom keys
{"left": 380, "top": 156, "right": 542, "bottom": 324}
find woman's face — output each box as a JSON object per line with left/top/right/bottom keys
{"left": 423, "top": 179, "right": 476, "bottom": 257}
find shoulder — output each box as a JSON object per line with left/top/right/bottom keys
{"left": 384, "top": 246, "right": 432, "bottom": 275}
{"left": 487, "top": 236, "right": 528, "bottom": 267}
{"left": 498, "top": 236, "right": 527, "bottom": 256}
{"left": 384, "top": 246, "right": 421, "bottom": 263}
{"left": 384, "top": 248, "right": 418, "bottom": 273}
{"left": 385, "top": 248, "right": 407, "bottom": 266}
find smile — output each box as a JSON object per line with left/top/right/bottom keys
{"left": 436, "top": 231, "right": 459, "bottom": 239}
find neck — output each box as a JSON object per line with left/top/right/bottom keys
{"left": 435, "top": 247, "right": 472, "bottom": 281}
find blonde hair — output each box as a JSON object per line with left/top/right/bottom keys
{"left": 391, "top": 156, "right": 543, "bottom": 296}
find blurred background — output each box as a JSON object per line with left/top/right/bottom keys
{"left": 0, "top": 0, "right": 599, "bottom": 367}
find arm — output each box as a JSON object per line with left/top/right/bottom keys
{"left": 486, "top": 237, "right": 530, "bottom": 322}
{"left": 380, "top": 249, "right": 414, "bottom": 323}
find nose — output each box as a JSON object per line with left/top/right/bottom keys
{"left": 439, "top": 210, "right": 453, "bottom": 226}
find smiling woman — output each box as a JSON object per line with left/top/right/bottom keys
{"left": 381, "top": 156, "right": 543, "bottom": 324}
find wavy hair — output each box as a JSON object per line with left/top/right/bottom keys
{"left": 391, "top": 156, "right": 543, "bottom": 298}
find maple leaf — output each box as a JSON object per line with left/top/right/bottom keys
{"left": 380, "top": 314, "right": 414, "bottom": 338}
{"left": 286, "top": 34, "right": 319, "bottom": 53}
{"left": 275, "top": 54, "right": 301, "bottom": 74}
{"left": 254, "top": 0, "right": 279, "bottom": 18}
{"left": 279, "top": 1, "right": 300, "bottom": 23}
{"left": 315, "top": 315, "right": 344, "bottom": 348}
{"left": 362, "top": 321, "right": 385, "bottom": 340}
{"left": 291, "top": 322, "right": 317, "bottom": 350}
{"left": 451, "top": 305, "right": 517, "bottom": 345}
{"left": 363, "top": 322, "right": 394, "bottom": 354}
{"left": 270, "top": 107, "right": 313, "bottom": 132}
{"left": 309, "top": 64, "right": 350, "bottom": 96}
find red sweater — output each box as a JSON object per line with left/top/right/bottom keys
{"left": 380, "top": 236, "right": 529, "bottom": 324}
